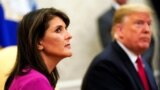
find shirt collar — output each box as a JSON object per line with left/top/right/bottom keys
{"left": 113, "top": 1, "right": 120, "bottom": 10}
{"left": 117, "top": 40, "right": 138, "bottom": 64}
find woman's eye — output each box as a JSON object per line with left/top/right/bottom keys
{"left": 55, "top": 28, "right": 62, "bottom": 33}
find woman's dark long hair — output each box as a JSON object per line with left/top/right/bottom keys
{"left": 4, "top": 7, "right": 70, "bottom": 90}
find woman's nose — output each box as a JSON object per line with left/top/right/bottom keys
{"left": 65, "top": 31, "right": 72, "bottom": 40}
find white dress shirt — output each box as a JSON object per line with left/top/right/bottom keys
{"left": 117, "top": 40, "right": 139, "bottom": 70}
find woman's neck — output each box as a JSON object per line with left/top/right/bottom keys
{"left": 41, "top": 53, "right": 61, "bottom": 73}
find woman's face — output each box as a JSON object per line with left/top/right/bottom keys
{"left": 38, "top": 16, "right": 72, "bottom": 60}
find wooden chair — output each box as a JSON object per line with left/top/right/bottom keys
{"left": 0, "top": 46, "right": 17, "bottom": 90}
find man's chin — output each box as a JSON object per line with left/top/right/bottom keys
{"left": 140, "top": 46, "right": 149, "bottom": 53}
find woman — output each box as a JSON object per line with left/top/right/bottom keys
{"left": 4, "top": 7, "right": 72, "bottom": 90}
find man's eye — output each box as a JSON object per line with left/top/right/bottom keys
{"left": 148, "top": 22, "right": 151, "bottom": 26}
{"left": 136, "top": 21, "right": 143, "bottom": 25}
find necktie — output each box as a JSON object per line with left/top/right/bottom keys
{"left": 136, "top": 56, "right": 150, "bottom": 90}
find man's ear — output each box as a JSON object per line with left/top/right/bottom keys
{"left": 115, "top": 24, "right": 123, "bottom": 38}
{"left": 117, "top": 24, "right": 123, "bottom": 32}
{"left": 37, "top": 41, "right": 44, "bottom": 51}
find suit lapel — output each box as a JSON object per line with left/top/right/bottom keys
{"left": 124, "top": 59, "right": 144, "bottom": 90}
{"left": 143, "top": 59, "right": 158, "bottom": 90}
{"left": 112, "top": 41, "right": 144, "bottom": 89}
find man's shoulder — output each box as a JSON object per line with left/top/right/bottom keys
{"left": 91, "top": 41, "right": 125, "bottom": 67}
{"left": 91, "top": 45, "right": 116, "bottom": 65}
{"left": 99, "top": 7, "right": 115, "bottom": 19}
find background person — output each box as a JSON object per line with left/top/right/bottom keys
{"left": 98, "top": 0, "right": 127, "bottom": 48}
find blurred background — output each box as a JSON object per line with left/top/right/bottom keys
{"left": 0, "top": 0, "right": 159, "bottom": 90}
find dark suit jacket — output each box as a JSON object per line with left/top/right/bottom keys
{"left": 98, "top": 7, "right": 115, "bottom": 48}
{"left": 82, "top": 41, "right": 158, "bottom": 90}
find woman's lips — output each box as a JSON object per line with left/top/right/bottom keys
{"left": 65, "top": 44, "right": 71, "bottom": 49}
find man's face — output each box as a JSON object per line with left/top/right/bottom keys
{"left": 120, "top": 12, "right": 152, "bottom": 55}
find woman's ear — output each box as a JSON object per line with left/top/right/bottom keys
{"left": 37, "top": 41, "right": 44, "bottom": 51}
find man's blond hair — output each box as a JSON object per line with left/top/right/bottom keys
{"left": 111, "top": 4, "right": 153, "bottom": 39}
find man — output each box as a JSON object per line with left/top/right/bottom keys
{"left": 98, "top": 0, "right": 127, "bottom": 48}
{"left": 98, "top": 0, "right": 155, "bottom": 68}
{"left": 82, "top": 4, "right": 158, "bottom": 90}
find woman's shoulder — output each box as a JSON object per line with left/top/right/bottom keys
{"left": 17, "top": 68, "right": 48, "bottom": 81}
{"left": 9, "top": 68, "right": 53, "bottom": 90}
